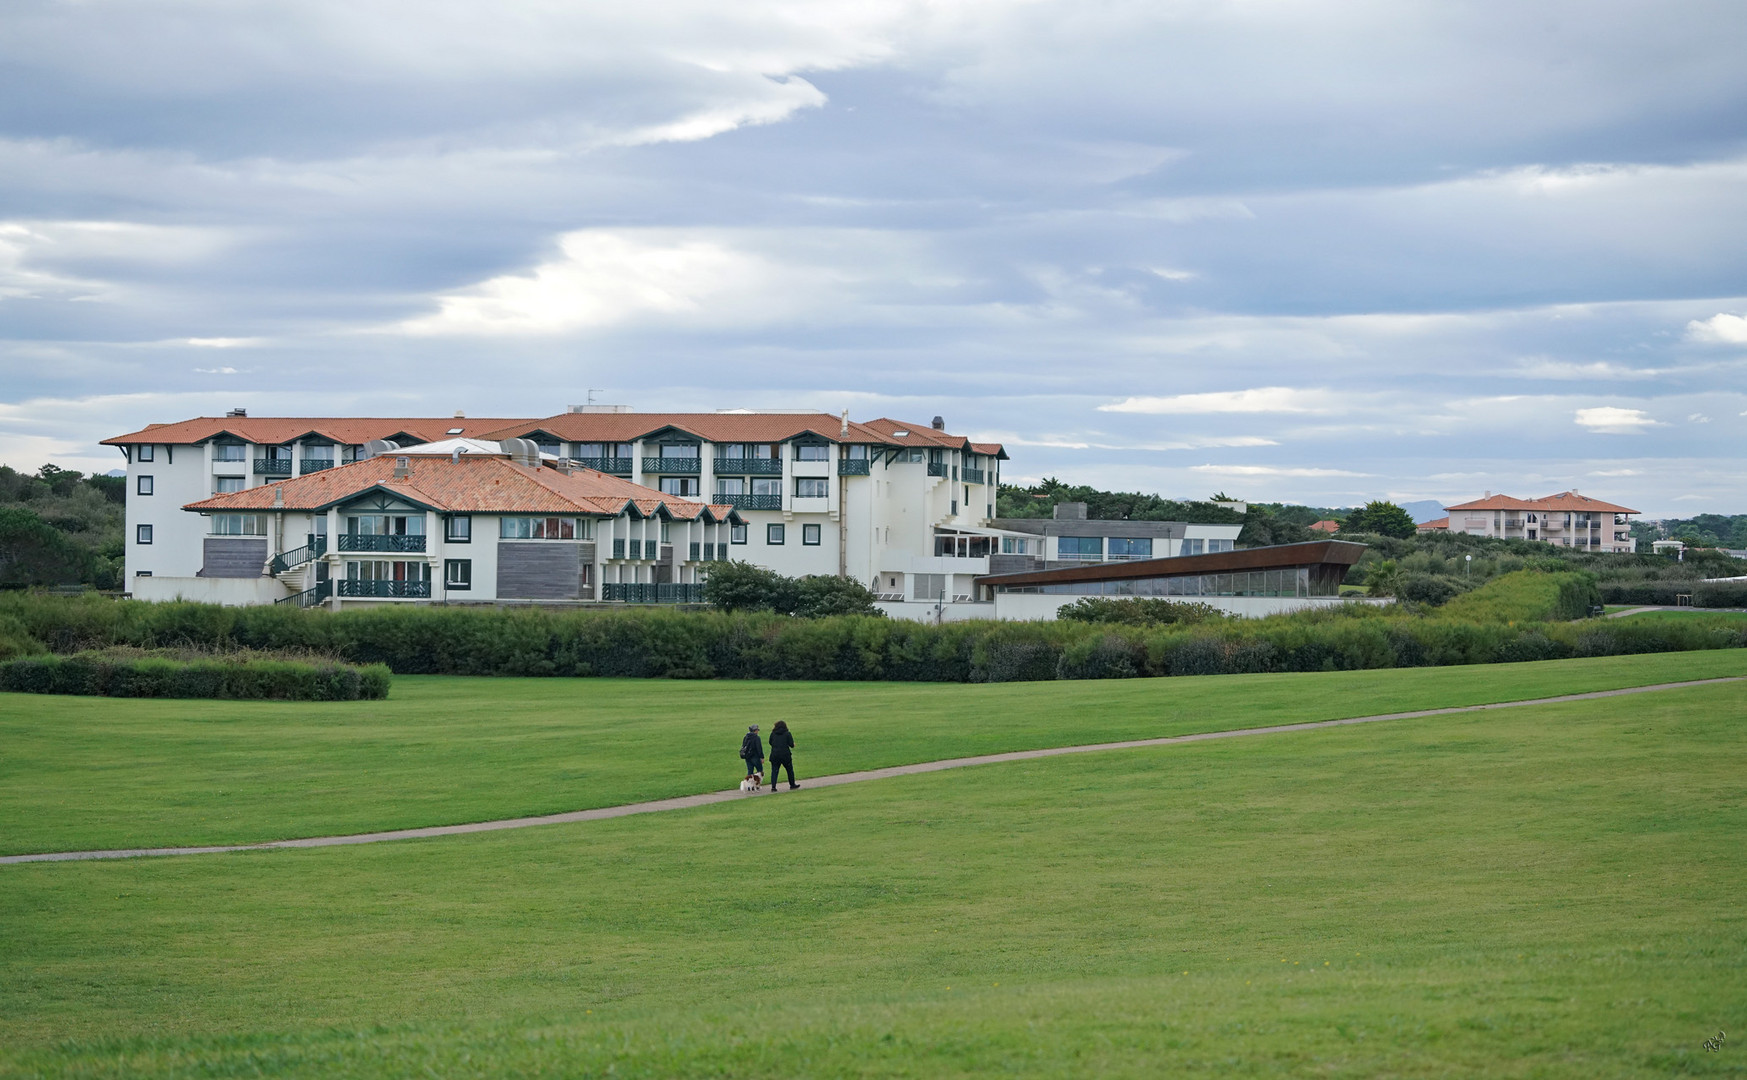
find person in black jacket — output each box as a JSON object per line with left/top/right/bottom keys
{"left": 767, "top": 720, "right": 798, "bottom": 790}
{"left": 740, "top": 724, "right": 764, "bottom": 788}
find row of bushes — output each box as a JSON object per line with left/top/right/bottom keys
{"left": 1597, "top": 580, "right": 1747, "bottom": 608}
{"left": 0, "top": 650, "right": 391, "bottom": 700}
{"left": 0, "top": 592, "right": 1739, "bottom": 683}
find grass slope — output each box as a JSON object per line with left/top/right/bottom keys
{"left": 2, "top": 682, "right": 1743, "bottom": 1077}
{"left": 3, "top": 651, "right": 1745, "bottom": 854}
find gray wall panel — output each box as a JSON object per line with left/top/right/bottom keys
{"left": 498, "top": 542, "right": 581, "bottom": 599}
{"left": 200, "top": 538, "right": 268, "bottom": 578}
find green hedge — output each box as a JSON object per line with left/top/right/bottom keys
{"left": 1438, "top": 570, "right": 1601, "bottom": 622}
{"left": 0, "top": 591, "right": 1739, "bottom": 684}
{"left": 1598, "top": 580, "right": 1747, "bottom": 608}
{"left": 0, "top": 651, "right": 391, "bottom": 700}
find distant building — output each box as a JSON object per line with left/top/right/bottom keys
{"left": 1443, "top": 490, "right": 1637, "bottom": 553}
{"left": 1415, "top": 516, "right": 1450, "bottom": 534}
{"left": 1309, "top": 519, "right": 1341, "bottom": 534}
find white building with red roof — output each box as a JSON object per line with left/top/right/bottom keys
{"left": 1442, "top": 491, "right": 1639, "bottom": 552}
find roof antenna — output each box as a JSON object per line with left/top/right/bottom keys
{"left": 587, "top": 388, "right": 600, "bottom": 406}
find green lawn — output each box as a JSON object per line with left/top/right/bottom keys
{"left": 2, "top": 679, "right": 1742, "bottom": 1077}
{"left": 1611, "top": 608, "right": 1747, "bottom": 624}
{"left": 4, "top": 651, "right": 1745, "bottom": 854}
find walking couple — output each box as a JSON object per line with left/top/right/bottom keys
{"left": 740, "top": 721, "right": 799, "bottom": 791}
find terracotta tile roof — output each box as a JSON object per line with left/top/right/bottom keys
{"left": 968, "top": 442, "right": 1011, "bottom": 460}
{"left": 182, "top": 456, "right": 738, "bottom": 522}
{"left": 479, "top": 412, "right": 893, "bottom": 446}
{"left": 1415, "top": 516, "right": 1450, "bottom": 531}
{"left": 1445, "top": 491, "right": 1638, "bottom": 514}
{"left": 104, "top": 416, "right": 532, "bottom": 447}
{"left": 1309, "top": 519, "right": 1341, "bottom": 533}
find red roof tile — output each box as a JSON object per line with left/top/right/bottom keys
{"left": 182, "top": 456, "right": 738, "bottom": 522}
{"left": 104, "top": 416, "right": 532, "bottom": 447}
{"left": 1445, "top": 491, "right": 1638, "bottom": 514}
{"left": 1309, "top": 519, "right": 1341, "bottom": 532}
{"left": 1416, "top": 516, "right": 1450, "bottom": 531}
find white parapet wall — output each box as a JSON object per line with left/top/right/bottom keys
{"left": 874, "top": 599, "right": 998, "bottom": 623}
{"left": 129, "top": 576, "right": 288, "bottom": 606}
{"left": 991, "top": 593, "right": 1392, "bottom": 622}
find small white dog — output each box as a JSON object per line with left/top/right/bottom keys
{"left": 739, "top": 771, "right": 763, "bottom": 792}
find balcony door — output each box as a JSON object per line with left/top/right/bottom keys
{"left": 348, "top": 514, "right": 424, "bottom": 536}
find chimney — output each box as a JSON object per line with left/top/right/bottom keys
{"left": 840, "top": 409, "right": 849, "bottom": 438}
{"left": 1053, "top": 501, "right": 1087, "bottom": 520}
{"left": 392, "top": 456, "right": 411, "bottom": 479}
{"left": 932, "top": 415, "right": 946, "bottom": 431}
{"left": 1484, "top": 490, "right": 1491, "bottom": 498}
{"left": 272, "top": 485, "right": 283, "bottom": 507}
{"left": 226, "top": 407, "right": 247, "bottom": 418}
{"left": 454, "top": 410, "right": 465, "bottom": 419}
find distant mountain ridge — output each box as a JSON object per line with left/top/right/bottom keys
{"left": 1401, "top": 499, "right": 1448, "bottom": 524}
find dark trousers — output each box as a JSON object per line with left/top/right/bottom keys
{"left": 769, "top": 756, "right": 795, "bottom": 787}
{"left": 744, "top": 758, "right": 763, "bottom": 778}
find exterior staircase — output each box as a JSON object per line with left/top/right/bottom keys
{"left": 269, "top": 536, "right": 330, "bottom": 606}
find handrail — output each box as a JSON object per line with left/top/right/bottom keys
{"left": 337, "top": 534, "right": 426, "bottom": 552}
{"left": 269, "top": 535, "right": 329, "bottom": 574}
{"left": 276, "top": 580, "right": 333, "bottom": 607}
{"left": 715, "top": 457, "right": 783, "bottom": 475}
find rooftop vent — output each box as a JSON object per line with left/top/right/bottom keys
{"left": 453, "top": 410, "right": 465, "bottom": 419}
{"left": 226, "top": 407, "right": 247, "bottom": 418}
{"left": 359, "top": 439, "right": 399, "bottom": 461}
{"left": 1053, "top": 501, "right": 1088, "bottom": 520}
{"left": 932, "top": 415, "right": 946, "bottom": 430}
{"left": 499, "top": 437, "right": 540, "bottom": 467}
{"left": 392, "top": 456, "right": 411, "bottom": 479}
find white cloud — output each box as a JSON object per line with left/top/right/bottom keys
{"left": 1685, "top": 313, "right": 1747, "bottom": 344}
{"left": 0, "top": 220, "right": 233, "bottom": 301}
{"left": 192, "top": 366, "right": 241, "bottom": 375}
{"left": 1688, "top": 413, "right": 1711, "bottom": 423}
{"left": 1189, "top": 464, "right": 1369, "bottom": 478}
{"left": 1100, "top": 387, "right": 1338, "bottom": 415}
{"left": 183, "top": 337, "right": 262, "bottom": 349}
{"left": 1510, "top": 358, "right": 1661, "bottom": 380}
{"left": 1589, "top": 469, "right": 1642, "bottom": 477}
{"left": 1573, "top": 406, "right": 1659, "bottom": 433}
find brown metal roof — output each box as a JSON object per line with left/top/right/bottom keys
{"left": 978, "top": 540, "right": 1368, "bottom": 588}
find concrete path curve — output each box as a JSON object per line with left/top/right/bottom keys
{"left": 4, "top": 675, "right": 1741, "bottom": 866}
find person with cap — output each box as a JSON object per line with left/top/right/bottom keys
{"left": 739, "top": 724, "right": 764, "bottom": 790}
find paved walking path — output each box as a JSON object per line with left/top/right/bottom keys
{"left": 5, "top": 676, "right": 1741, "bottom": 866}
{"left": 1608, "top": 605, "right": 1747, "bottom": 617}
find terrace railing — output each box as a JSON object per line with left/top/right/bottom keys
{"left": 299, "top": 458, "right": 336, "bottom": 473}
{"left": 336, "top": 579, "right": 432, "bottom": 599}
{"left": 714, "top": 457, "right": 783, "bottom": 475}
{"left": 253, "top": 458, "right": 292, "bottom": 476}
{"left": 337, "top": 534, "right": 426, "bottom": 553}
{"left": 574, "top": 457, "right": 634, "bottom": 474}
{"left": 645, "top": 456, "right": 700, "bottom": 475}
{"left": 837, "top": 459, "right": 871, "bottom": 476}
{"left": 961, "top": 467, "right": 985, "bottom": 484}
{"left": 926, "top": 462, "right": 947, "bottom": 477}
{"left": 602, "top": 582, "right": 707, "bottom": 603}
{"left": 721, "top": 494, "right": 783, "bottom": 511}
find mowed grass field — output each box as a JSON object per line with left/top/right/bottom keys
{"left": 2, "top": 671, "right": 1744, "bottom": 1077}
{"left": 3, "top": 650, "right": 1746, "bottom": 854}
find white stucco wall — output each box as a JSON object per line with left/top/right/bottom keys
{"left": 131, "top": 575, "right": 286, "bottom": 606}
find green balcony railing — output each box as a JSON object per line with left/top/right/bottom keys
{"left": 602, "top": 582, "right": 707, "bottom": 604}
{"left": 254, "top": 458, "right": 292, "bottom": 476}
{"left": 575, "top": 457, "right": 634, "bottom": 474}
{"left": 299, "top": 458, "right": 336, "bottom": 473}
{"left": 689, "top": 542, "right": 700, "bottom": 562}
{"left": 337, "top": 534, "right": 426, "bottom": 553}
{"left": 269, "top": 535, "right": 328, "bottom": 574}
{"left": 337, "top": 579, "right": 431, "bottom": 599}
{"left": 962, "top": 467, "right": 985, "bottom": 484}
{"left": 722, "top": 494, "right": 783, "bottom": 511}
{"left": 628, "top": 539, "right": 643, "bottom": 559}
{"left": 612, "top": 539, "right": 625, "bottom": 559}
{"left": 276, "top": 580, "right": 333, "bottom": 607}
{"left": 645, "top": 456, "right": 700, "bottom": 475}
{"left": 926, "top": 462, "right": 947, "bottom": 477}
{"left": 714, "top": 457, "right": 783, "bottom": 475}
{"left": 837, "top": 459, "right": 871, "bottom": 476}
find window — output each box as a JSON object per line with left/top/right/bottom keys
{"left": 1000, "top": 537, "right": 1030, "bottom": 554}
{"left": 731, "top": 523, "right": 748, "bottom": 545}
{"left": 1206, "top": 539, "right": 1235, "bottom": 553}
{"left": 138, "top": 444, "right": 154, "bottom": 462}
{"left": 444, "top": 559, "right": 472, "bottom": 590}
{"left": 752, "top": 477, "right": 781, "bottom": 497}
{"left": 136, "top": 570, "right": 153, "bottom": 577}
{"left": 212, "top": 443, "right": 246, "bottom": 461}
{"left": 136, "top": 524, "right": 153, "bottom": 544}
{"left": 715, "top": 477, "right": 745, "bottom": 496}
{"left": 660, "top": 522, "right": 671, "bottom": 542}
{"left": 536, "top": 442, "right": 561, "bottom": 458}
{"left": 914, "top": 573, "right": 946, "bottom": 601}
{"left": 1108, "top": 538, "right": 1153, "bottom": 559}
{"left": 767, "top": 523, "right": 785, "bottom": 545}
{"left": 794, "top": 477, "right": 828, "bottom": 499}
{"left": 210, "top": 514, "right": 266, "bottom": 536}
{"left": 795, "top": 444, "right": 829, "bottom": 461}
{"left": 846, "top": 444, "right": 868, "bottom": 460}
{"left": 349, "top": 514, "right": 423, "bottom": 536}
{"left": 1182, "top": 538, "right": 1205, "bottom": 556}
{"left": 1057, "top": 536, "right": 1102, "bottom": 559}
{"left": 304, "top": 445, "right": 335, "bottom": 462}
{"left": 137, "top": 475, "right": 154, "bottom": 496}
{"left": 752, "top": 444, "right": 777, "bottom": 459}
{"left": 213, "top": 476, "right": 243, "bottom": 495}
{"left": 446, "top": 516, "right": 471, "bottom": 543}
{"left": 802, "top": 524, "right": 821, "bottom": 545}
{"left": 660, "top": 443, "right": 699, "bottom": 458}
{"left": 905, "top": 448, "right": 924, "bottom": 462}
{"left": 500, "top": 517, "right": 580, "bottom": 539}
{"left": 660, "top": 477, "right": 700, "bottom": 497}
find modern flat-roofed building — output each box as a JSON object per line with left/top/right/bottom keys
{"left": 1443, "top": 490, "right": 1638, "bottom": 553}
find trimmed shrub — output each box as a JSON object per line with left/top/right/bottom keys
{"left": 1440, "top": 570, "right": 1600, "bottom": 622}
{"left": 0, "top": 651, "right": 390, "bottom": 701}
{"left": 1597, "top": 580, "right": 1747, "bottom": 608}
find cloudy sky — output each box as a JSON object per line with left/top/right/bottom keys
{"left": 2, "top": 0, "right": 1744, "bottom": 515}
